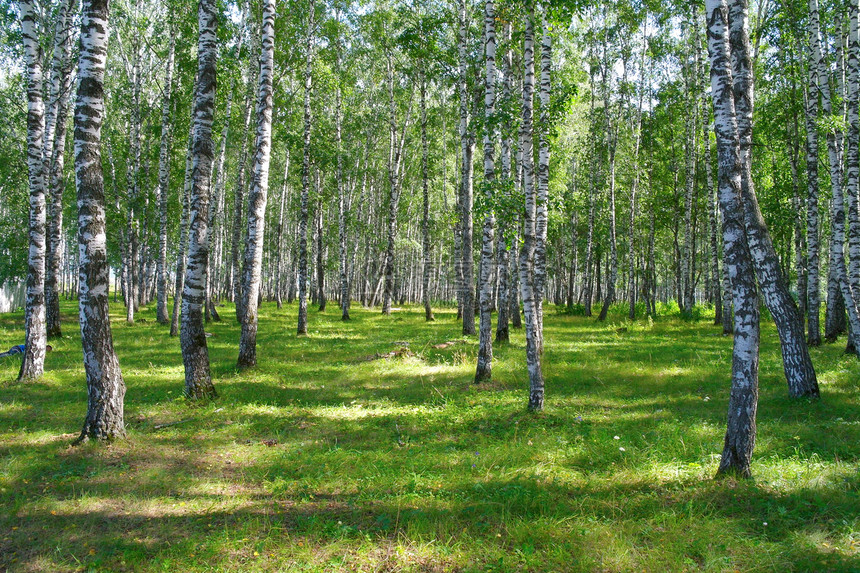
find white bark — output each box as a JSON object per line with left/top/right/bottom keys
{"left": 180, "top": 0, "right": 218, "bottom": 400}
{"left": 237, "top": 0, "right": 275, "bottom": 369}
{"left": 74, "top": 0, "right": 126, "bottom": 442}
{"left": 18, "top": 0, "right": 48, "bottom": 381}
{"left": 476, "top": 0, "right": 497, "bottom": 383}
{"left": 706, "top": 0, "right": 760, "bottom": 478}
{"left": 519, "top": 4, "right": 544, "bottom": 411}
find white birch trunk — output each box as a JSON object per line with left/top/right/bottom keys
{"left": 458, "top": 0, "right": 476, "bottom": 334}
{"left": 811, "top": 0, "right": 860, "bottom": 358}
{"left": 706, "top": 0, "right": 760, "bottom": 478}
{"left": 297, "top": 0, "right": 315, "bottom": 336}
{"left": 156, "top": 25, "right": 175, "bottom": 325}
{"left": 533, "top": 3, "right": 551, "bottom": 346}
{"left": 180, "top": 0, "right": 218, "bottom": 400}
{"left": 519, "top": 4, "right": 544, "bottom": 411}
{"left": 18, "top": 0, "right": 48, "bottom": 381}
{"left": 237, "top": 0, "right": 275, "bottom": 369}
{"left": 728, "top": 0, "right": 820, "bottom": 395}
{"left": 45, "top": 0, "right": 77, "bottom": 338}
{"left": 420, "top": 68, "right": 434, "bottom": 322}
{"left": 475, "top": 0, "right": 497, "bottom": 383}
{"left": 74, "top": 0, "right": 126, "bottom": 441}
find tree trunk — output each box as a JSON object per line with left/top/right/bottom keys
{"left": 337, "top": 38, "right": 350, "bottom": 321}
{"left": 237, "top": 0, "right": 275, "bottom": 370}
{"left": 18, "top": 0, "right": 48, "bottom": 381}
{"left": 845, "top": 0, "right": 860, "bottom": 351}
{"left": 297, "top": 0, "right": 315, "bottom": 336}
{"left": 811, "top": 0, "right": 860, "bottom": 357}
{"left": 495, "top": 22, "right": 513, "bottom": 343}
{"left": 45, "top": 0, "right": 76, "bottom": 339}
{"left": 707, "top": 0, "right": 760, "bottom": 479}
{"left": 458, "top": 0, "right": 476, "bottom": 334}
{"left": 729, "top": 0, "right": 820, "bottom": 396}
{"left": 805, "top": 0, "right": 823, "bottom": 347}
{"left": 420, "top": 68, "right": 434, "bottom": 322}
{"left": 316, "top": 191, "right": 326, "bottom": 312}
{"left": 156, "top": 25, "right": 176, "bottom": 325}
{"left": 180, "top": 0, "right": 218, "bottom": 400}
{"left": 704, "top": 79, "right": 722, "bottom": 326}
{"left": 533, "top": 5, "right": 551, "bottom": 347}
{"left": 476, "top": 0, "right": 497, "bottom": 383}
{"left": 597, "top": 43, "right": 618, "bottom": 322}
{"left": 74, "top": 0, "right": 126, "bottom": 442}
{"left": 276, "top": 153, "right": 289, "bottom": 309}
{"left": 519, "top": 2, "right": 544, "bottom": 411}
{"left": 680, "top": 29, "right": 697, "bottom": 317}
{"left": 170, "top": 124, "right": 194, "bottom": 338}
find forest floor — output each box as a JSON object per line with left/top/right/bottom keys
{"left": 0, "top": 300, "right": 859, "bottom": 572}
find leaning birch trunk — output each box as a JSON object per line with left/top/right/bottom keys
{"left": 458, "top": 0, "right": 476, "bottom": 334}
{"left": 297, "top": 0, "right": 315, "bottom": 336}
{"left": 533, "top": 3, "right": 551, "bottom": 345}
{"left": 706, "top": 0, "right": 760, "bottom": 478}
{"left": 180, "top": 0, "right": 218, "bottom": 400}
{"left": 74, "top": 0, "right": 126, "bottom": 441}
{"left": 237, "top": 0, "right": 274, "bottom": 370}
{"left": 420, "top": 68, "right": 434, "bottom": 322}
{"left": 45, "top": 0, "right": 76, "bottom": 339}
{"left": 476, "top": 0, "right": 497, "bottom": 383}
{"left": 804, "top": 0, "right": 823, "bottom": 346}
{"left": 156, "top": 26, "right": 176, "bottom": 325}
{"left": 18, "top": 0, "right": 48, "bottom": 381}
{"left": 519, "top": 3, "right": 544, "bottom": 411}
{"left": 810, "top": 0, "right": 860, "bottom": 358}
{"left": 728, "top": 0, "right": 820, "bottom": 395}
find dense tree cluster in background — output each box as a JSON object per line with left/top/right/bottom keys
{"left": 1, "top": 0, "right": 859, "bottom": 477}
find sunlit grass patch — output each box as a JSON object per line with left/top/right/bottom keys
{"left": 0, "top": 301, "right": 858, "bottom": 571}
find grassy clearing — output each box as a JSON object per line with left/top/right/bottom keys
{"left": 0, "top": 300, "right": 859, "bottom": 572}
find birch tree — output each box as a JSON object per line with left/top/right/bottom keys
{"left": 45, "top": 0, "right": 77, "bottom": 339}
{"left": 519, "top": 1, "right": 544, "bottom": 411}
{"left": 706, "top": 0, "right": 760, "bottom": 478}
{"left": 728, "top": 0, "right": 819, "bottom": 396}
{"left": 804, "top": 0, "right": 823, "bottom": 346}
{"left": 180, "top": 0, "right": 219, "bottom": 400}
{"left": 297, "top": 0, "right": 315, "bottom": 336}
{"left": 810, "top": 0, "right": 860, "bottom": 359}
{"left": 475, "top": 0, "right": 497, "bottom": 383}
{"left": 155, "top": 22, "right": 175, "bottom": 326}
{"left": 74, "top": 0, "right": 126, "bottom": 442}
{"left": 17, "top": 0, "right": 48, "bottom": 381}
{"left": 237, "top": 0, "right": 275, "bottom": 369}
{"left": 458, "top": 0, "right": 475, "bottom": 334}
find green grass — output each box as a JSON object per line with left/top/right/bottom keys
{"left": 0, "top": 299, "right": 859, "bottom": 572}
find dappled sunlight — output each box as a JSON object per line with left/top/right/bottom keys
{"left": 0, "top": 301, "right": 858, "bottom": 571}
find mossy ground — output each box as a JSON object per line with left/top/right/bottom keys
{"left": 0, "top": 299, "right": 858, "bottom": 572}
